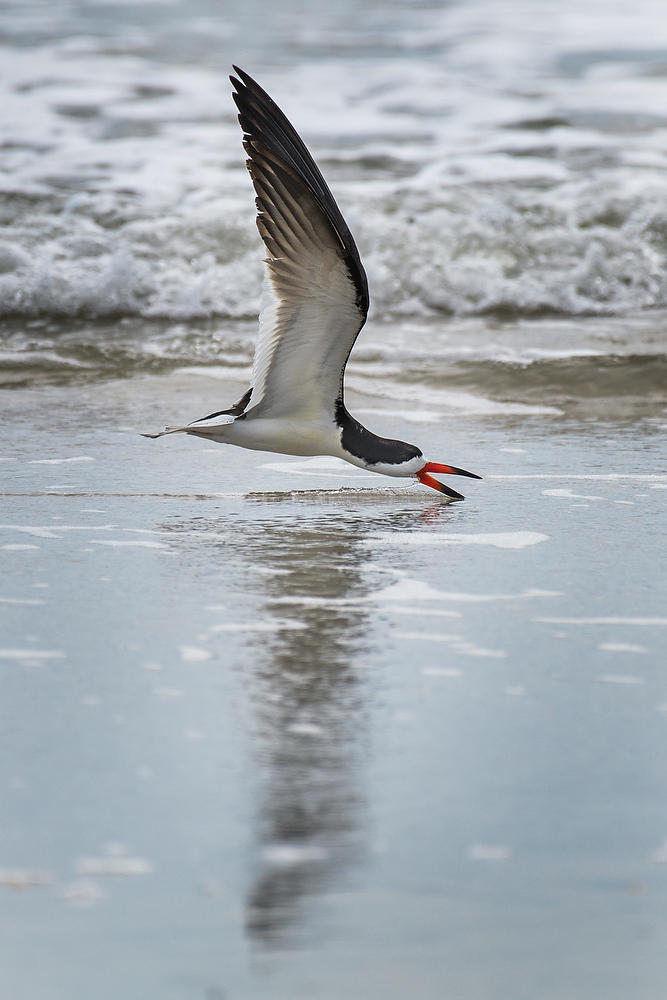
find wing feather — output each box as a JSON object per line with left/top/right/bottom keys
{"left": 230, "top": 68, "right": 369, "bottom": 419}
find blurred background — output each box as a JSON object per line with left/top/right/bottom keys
{"left": 1, "top": 0, "right": 666, "bottom": 406}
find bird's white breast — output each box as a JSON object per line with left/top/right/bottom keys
{"left": 225, "top": 413, "right": 342, "bottom": 458}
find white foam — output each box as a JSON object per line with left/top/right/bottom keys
{"left": 370, "top": 531, "right": 548, "bottom": 549}
{"left": 421, "top": 667, "right": 463, "bottom": 678}
{"left": 598, "top": 642, "right": 647, "bottom": 654}
{"left": 397, "top": 630, "right": 460, "bottom": 643}
{"left": 271, "top": 579, "right": 559, "bottom": 609}
{"left": 490, "top": 474, "right": 667, "bottom": 481}
{"left": 1, "top": 544, "right": 40, "bottom": 550}
{"left": 536, "top": 617, "right": 667, "bottom": 626}
{"left": 597, "top": 674, "right": 645, "bottom": 686}
{"left": 453, "top": 641, "right": 507, "bottom": 659}
{"left": 2, "top": 526, "right": 60, "bottom": 538}
{"left": 269, "top": 594, "right": 350, "bottom": 608}
{"left": 261, "top": 843, "right": 328, "bottom": 867}
{"left": 271, "top": 578, "right": 459, "bottom": 606}
{"left": 1, "top": 527, "right": 176, "bottom": 545}
{"left": 28, "top": 456, "right": 94, "bottom": 465}
{"left": 286, "top": 722, "right": 325, "bottom": 736}
{"left": 0, "top": 524, "right": 113, "bottom": 538}
{"left": 0, "top": 868, "right": 52, "bottom": 888}
{"left": 179, "top": 645, "right": 211, "bottom": 662}
{"left": 0, "top": 649, "right": 65, "bottom": 661}
{"left": 74, "top": 856, "right": 153, "bottom": 877}
{"left": 542, "top": 488, "right": 604, "bottom": 501}
{"left": 0, "top": 597, "right": 45, "bottom": 605}
{"left": 390, "top": 606, "right": 462, "bottom": 618}
{"left": 122, "top": 528, "right": 172, "bottom": 536}
{"left": 376, "top": 579, "right": 471, "bottom": 603}
{"left": 387, "top": 586, "right": 559, "bottom": 603}
{"left": 398, "top": 630, "right": 506, "bottom": 658}
{"left": 90, "top": 539, "right": 168, "bottom": 548}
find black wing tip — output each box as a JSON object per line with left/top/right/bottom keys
{"left": 228, "top": 62, "right": 370, "bottom": 320}
{"left": 199, "top": 387, "right": 253, "bottom": 422}
{"left": 229, "top": 67, "right": 251, "bottom": 106}
{"left": 230, "top": 66, "right": 265, "bottom": 99}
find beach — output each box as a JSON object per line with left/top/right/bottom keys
{"left": 2, "top": 364, "right": 666, "bottom": 998}
{"left": 2, "top": 0, "right": 667, "bottom": 996}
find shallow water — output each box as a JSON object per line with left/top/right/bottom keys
{"left": 2, "top": 374, "right": 667, "bottom": 999}
{"left": 2, "top": 0, "right": 667, "bottom": 997}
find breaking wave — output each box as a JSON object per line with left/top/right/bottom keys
{"left": 1, "top": 180, "right": 666, "bottom": 322}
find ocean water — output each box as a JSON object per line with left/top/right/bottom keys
{"left": 1, "top": 1, "right": 667, "bottom": 998}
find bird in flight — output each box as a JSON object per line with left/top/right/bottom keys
{"left": 144, "top": 66, "right": 481, "bottom": 500}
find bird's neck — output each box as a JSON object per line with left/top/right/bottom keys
{"left": 334, "top": 399, "right": 422, "bottom": 468}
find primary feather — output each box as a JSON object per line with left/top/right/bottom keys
{"left": 231, "top": 66, "right": 368, "bottom": 418}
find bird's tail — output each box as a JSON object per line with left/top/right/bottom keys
{"left": 141, "top": 425, "right": 189, "bottom": 439}
{"left": 141, "top": 412, "right": 238, "bottom": 440}
{"left": 142, "top": 387, "right": 253, "bottom": 440}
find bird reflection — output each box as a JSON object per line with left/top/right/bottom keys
{"left": 160, "top": 491, "right": 456, "bottom": 948}
{"left": 241, "top": 507, "right": 372, "bottom": 946}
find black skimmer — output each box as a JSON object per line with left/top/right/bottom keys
{"left": 144, "top": 66, "right": 481, "bottom": 501}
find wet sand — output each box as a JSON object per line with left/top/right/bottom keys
{"left": 1, "top": 372, "right": 666, "bottom": 999}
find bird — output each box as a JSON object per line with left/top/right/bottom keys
{"left": 144, "top": 66, "right": 481, "bottom": 501}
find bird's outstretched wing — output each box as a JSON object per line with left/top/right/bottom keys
{"left": 231, "top": 66, "right": 369, "bottom": 419}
